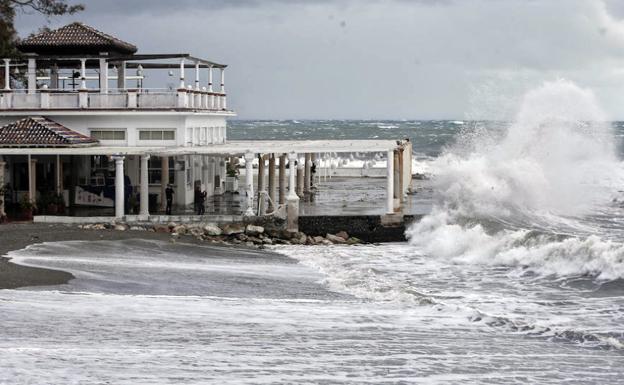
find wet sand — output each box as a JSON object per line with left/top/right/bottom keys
{"left": 0, "top": 223, "right": 246, "bottom": 290}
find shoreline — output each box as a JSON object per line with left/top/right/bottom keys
{"left": 0, "top": 223, "right": 234, "bottom": 290}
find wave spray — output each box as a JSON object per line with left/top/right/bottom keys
{"left": 406, "top": 79, "right": 624, "bottom": 280}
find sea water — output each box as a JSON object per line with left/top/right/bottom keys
{"left": 1, "top": 80, "right": 624, "bottom": 383}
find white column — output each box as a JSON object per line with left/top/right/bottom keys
{"left": 114, "top": 156, "right": 125, "bottom": 219}
{"left": 99, "top": 57, "right": 108, "bottom": 94}
{"left": 140, "top": 155, "right": 150, "bottom": 217}
{"left": 3, "top": 59, "right": 10, "bottom": 90}
{"left": 244, "top": 151, "right": 255, "bottom": 216}
{"left": 28, "top": 156, "right": 37, "bottom": 206}
{"left": 268, "top": 154, "right": 276, "bottom": 211}
{"left": 257, "top": 154, "right": 266, "bottom": 215}
{"left": 27, "top": 58, "right": 36, "bottom": 94}
{"left": 386, "top": 150, "right": 394, "bottom": 214}
{"left": 55, "top": 155, "right": 62, "bottom": 194}
{"left": 287, "top": 152, "right": 300, "bottom": 233}
{"left": 304, "top": 153, "right": 311, "bottom": 195}
{"left": 220, "top": 68, "right": 225, "bottom": 93}
{"left": 278, "top": 154, "right": 286, "bottom": 205}
{"left": 117, "top": 61, "right": 126, "bottom": 90}
{"left": 0, "top": 160, "right": 5, "bottom": 219}
{"left": 208, "top": 66, "right": 213, "bottom": 92}
{"left": 160, "top": 156, "right": 169, "bottom": 211}
{"left": 80, "top": 58, "right": 87, "bottom": 90}
{"left": 195, "top": 62, "right": 200, "bottom": 90}
{"left": 287, "top": 153, "right": 299, "bottom": 201}
{"left": 179, "top": 58, "right": 185, "bottom": 89}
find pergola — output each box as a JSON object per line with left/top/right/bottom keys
{"left": 0, "top": 138, "right": 411, "bottom": 222}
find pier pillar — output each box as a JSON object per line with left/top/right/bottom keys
{"left": 268, "top": 154, "right": 276, "bottom": 212}
{"left": 0, "top": 160, "right": 6, "bottom": 220}
{"left": 113, "top": 156, "right": 125, "bottom": 219}
{"left": 296, "top": 158, "right": 304, "bottom": 198}
{"left": 310, "top": 153, "right": 316, "bottom": 189}
{"left": 386, "top": 150, "right": 394, "bottom": 214}
{"left": 278, "top": 154, "right": 286, "bottom": 205}
{"left": 304, "top": 153, "right": 311, "bottom": 197}
{"left": 258, "top": 154, "right": 266, "bottom": 215}
{"left": 244, "top": 152, "right": 255, "bottom": 216}
{"left": 160, "top": 156, "right": 169, "bottom": 212}
{"left": 139, "top": 155, "right": 150, "bottom": 217}
{"left": 287, "top": 152, "right": 300, "bottom": 233}
{"left": 403, "top": 141, "right": 413, "bottom": 196}
{"left": 394, "top": 150, "right": 401, "bottom": 211}
{"left": 398, "top": 149, "right": 405, "bottom": 203}
{"left": 28, "top": 155, "right": 36, "bottom": 206}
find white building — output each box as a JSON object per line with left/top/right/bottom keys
{"left": 0, "top": 22, "right": 411, "bottom": 227}
{"left": 0, "top": 22, "right": 235, "bottom": 219}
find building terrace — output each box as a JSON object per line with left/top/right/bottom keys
{"left": 0, "top": 23, "right": 230, "bottom": 112}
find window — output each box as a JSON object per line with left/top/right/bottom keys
{"left": 148, "top": 156, "right": 176, "bottom": 185}
{"left": 90, "top": 130, "right": 126, "bottom": 141}
{"left": 139, "top": 130, "right": 176, "bottom": 141}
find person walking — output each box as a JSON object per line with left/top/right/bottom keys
{"left": 165, "top": 184, "right": 174, "bottom": 215}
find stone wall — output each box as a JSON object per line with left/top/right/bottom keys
{"left": 299, "top": 215, "right": 422, "bottom": 243}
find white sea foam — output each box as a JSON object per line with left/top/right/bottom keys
{"left": 407, "top": 79, "right": 624, "bottom": 280}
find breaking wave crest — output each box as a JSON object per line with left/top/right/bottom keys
{"left": 407, "top": 79, "right": 624, "bottom": 280}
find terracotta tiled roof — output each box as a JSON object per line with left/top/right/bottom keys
{"left": 0, "top": 117, "right": 99, "bottom": 148}
{"left": 17, "top": 22, "right": 137, "bottom": 55}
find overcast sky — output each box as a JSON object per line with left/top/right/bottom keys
{"left": 14, "top": 0, "right": 624, "bottom": 120}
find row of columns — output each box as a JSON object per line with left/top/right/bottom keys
{"left": 2, "top": 57, "right": 226, "bottom": 95}
{"left": 0, "top": 155, "right": 64, "bottom": 215}
{"left": 178, "top": 58, "right": 225, "bottom": 94}
{"left": 244, "top": 151, "right": 301, "bottom": 231}
{"left": 4, "top": 147, "right": 409, "bottom": 224}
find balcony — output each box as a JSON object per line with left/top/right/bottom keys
{"left": 0, "top": 88, "right": 228, "bottom": 111}
{"left": 1, "top": 53, "right": 231, "bottom": 113}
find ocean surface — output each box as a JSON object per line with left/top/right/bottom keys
{"left": 2, "top": 79, "right": 624, "bottom": 383}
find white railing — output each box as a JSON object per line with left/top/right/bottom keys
{"left": 0, "top": 89, "right": 228, "bottom": 111}
{"left": 137, "top": 92, "right": 177, "bottom": 108}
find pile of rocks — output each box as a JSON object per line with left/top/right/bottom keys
{"left": 78, "top": 222, "right": 362, "bottom": 248}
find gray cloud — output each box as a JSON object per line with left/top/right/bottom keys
{"left": 14, "top": 0, "right": 624, "bottom": 120}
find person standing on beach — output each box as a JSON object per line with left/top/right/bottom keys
{"left": 197, "top": 185, "right": 207, "bottom": 215}
{"left": 165, "top": 184, "right": 174, "bottom": 215}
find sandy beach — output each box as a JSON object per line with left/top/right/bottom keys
{"left": 0, "top": 223, "right": 246, "bottom": 290}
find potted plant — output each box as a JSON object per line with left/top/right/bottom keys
{"left": 41, "top": 192, "right": 58, "bottom": 215}
{"left": 225, "top": 167, "right": 239, "bottom": 192}
{"left": 19, "top": 195, "right": 34, "bottom": 221}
